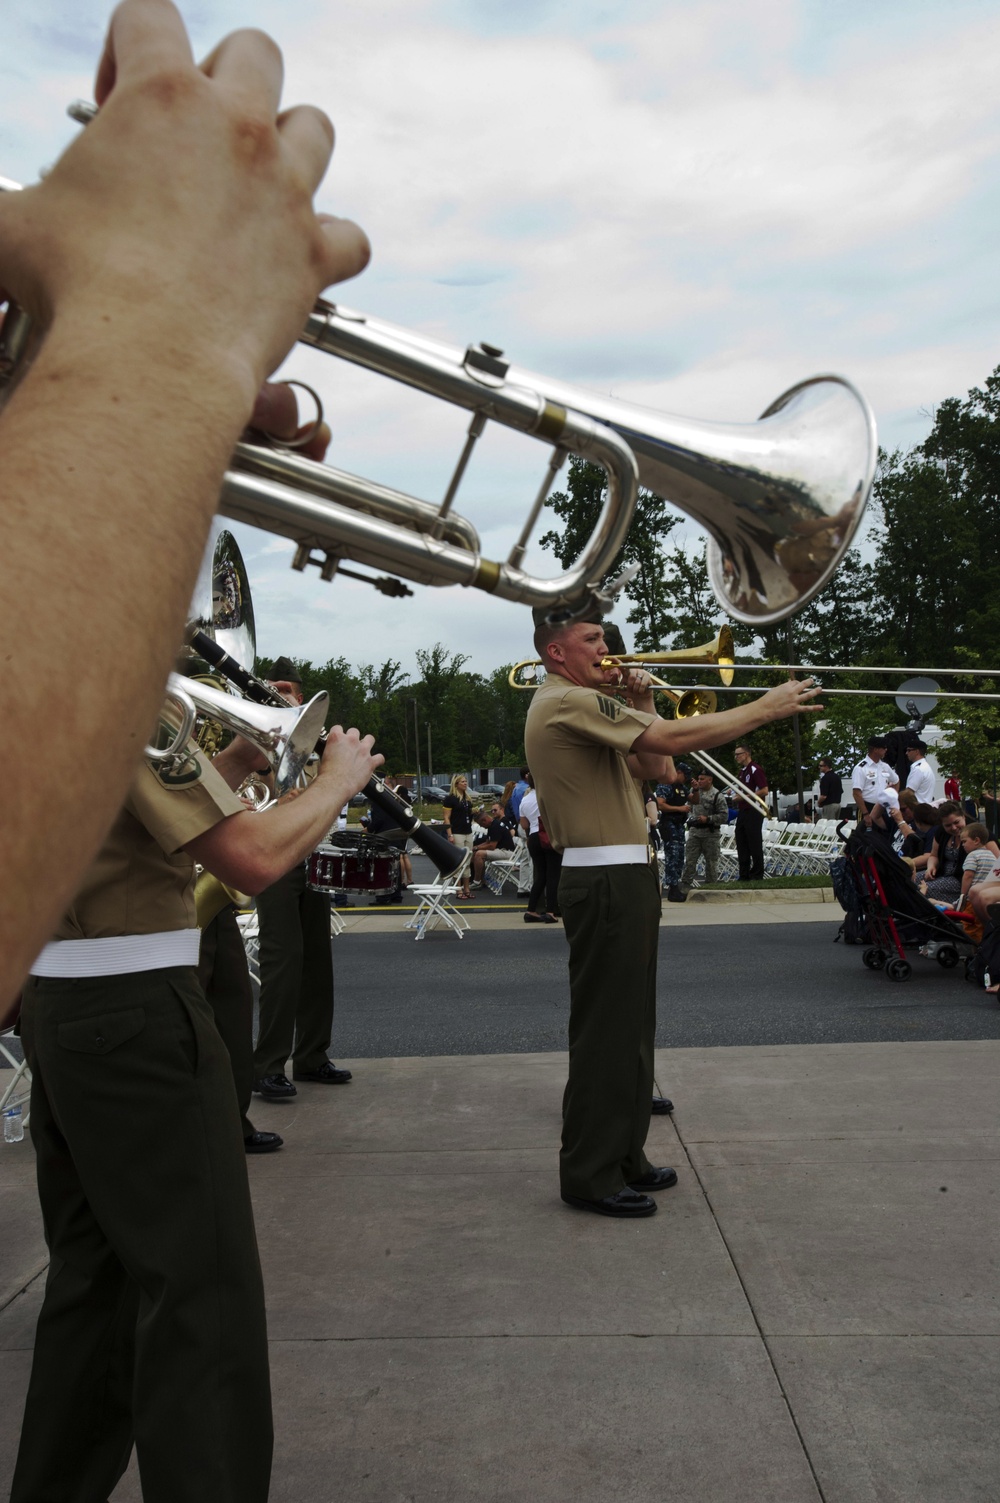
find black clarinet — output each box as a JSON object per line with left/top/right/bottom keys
{"left": 190, "top": 631, "right": 465, "bottom": 878}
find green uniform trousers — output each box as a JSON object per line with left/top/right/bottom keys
{"left": 680, "top": 827, "right": 721, "bottom": 888}
{"left": 252, "top": 863, "right": 334, "bottom": 1079}
{"left": 198, "top": 905, "right": 255, "bottom": 1139}
{"left": 558, "top": 862, "right": 661, "bottom": 1201}
{"left": 13, "top": 968, "right": 272, "bottom": 1503}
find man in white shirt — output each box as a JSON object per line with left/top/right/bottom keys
{"left": 905, "top": 741, "right": 936, "bottom": 803}
{"left": 852, "top": 737, "right": 899, "bottom": 824}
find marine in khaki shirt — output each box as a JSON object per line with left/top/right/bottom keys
{"left": 14, "top": 724, "right": 382, "bottom": 1503}
{"left": 524, "top": 612, "right": 823, "bottom": 1224}
{"left": 525, "top": 679, "right": 655, "bottom": 852}
{"left": 55, "top": 751, "right": 245, "bottom": 940}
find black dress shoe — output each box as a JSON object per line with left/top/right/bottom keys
{"left": 561, "top": 1188, "right": 657, "bottom": 1218}
{"left": 252, "top": 1073, "right": 297, "bottom": 1099}
{"left": 244, "top": 1130, "right": 283, "bottom": 1154}
{"left": 650, "top": 1096, "right": 674, "bottom": 1115}
{"left": 627, "top": 1166, "right": 678, "bottom": 1191}
{"left": 666, "top": 886, "right": 687, "bottom": 903}
{"left": 293, "top": 1060, "right": 353, "bottom": 1084}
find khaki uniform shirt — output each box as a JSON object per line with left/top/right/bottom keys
{"left": 524, "top": 678, "right": 656, "bottom": 852}
{"left": 56, "top": 750, "right": 245, "bottom": 940}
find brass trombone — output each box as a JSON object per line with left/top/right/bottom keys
{"left": 508, "top": 626, "right": 735, "bottom": 697}
{"left": 509, "top": 628, "right": 770, "bottom": 815}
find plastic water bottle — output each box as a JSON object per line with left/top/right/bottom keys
{"left": 3, "top": 1105, "right": 24, "bottom": 1143}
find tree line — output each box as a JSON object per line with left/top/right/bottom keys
{"left": 263, "top": 365, "right": 1000, "bottom": 794}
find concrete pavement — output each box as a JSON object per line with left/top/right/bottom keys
{"left": 2, "top": 1027, "right": 998, "bottom": 1501}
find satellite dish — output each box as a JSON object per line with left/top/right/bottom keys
{"left": 894, "top": 676, "right": 940, "bottom": 716}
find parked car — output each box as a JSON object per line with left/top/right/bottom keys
{"left": 477, "top": 783, "right": 507, "bottom": 799}
{"left": 421, "top": 784, "right": 451, "bottom": 804}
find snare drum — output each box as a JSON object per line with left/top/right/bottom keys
{"left": 306, "top": 843, "right": 400, "bottom": 896}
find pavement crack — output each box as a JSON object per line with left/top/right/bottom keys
{"left": 671, "top": 1115, "right": 830, "bottom": 1503}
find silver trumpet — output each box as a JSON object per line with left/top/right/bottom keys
{"left": 0, "top": 109, "right": 877, "bottom": 625}
{"left": 150, "top": 674, "right": 329, "bottom": 794}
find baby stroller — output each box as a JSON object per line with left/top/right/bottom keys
{"left": 836, "top": 824, "right": 976, "bottom": 983}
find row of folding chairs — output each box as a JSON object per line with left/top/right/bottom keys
{"left": 661, "top": 819, "right": 843, "bottom": 886}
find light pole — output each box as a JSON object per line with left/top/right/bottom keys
{"left": 410, "top": 698, "right": 421, "bottom": 798}
{"left": 788, "top": 622, "right": 805, "bottom": 818}
{"left": 426, "top": 721, "right": 432, "bottom": 783}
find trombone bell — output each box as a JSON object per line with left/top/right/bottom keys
{"left": 600, "top": 627, "right": 736, "bottom": 686}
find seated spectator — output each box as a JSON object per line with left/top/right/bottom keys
{"left": 870, "top": 787, "right": 914, "bottom": 847}
{"left": 956, "top": 824, "right": 998, "bottom": 911}
{"left": 471, "top": 803, "right": 516, "bottom": 885}
{"left": 901, "top": 801, "right": 941, "bottom": 867}
{"left": 921, "top": 803, "right": 968, "bottom": 904}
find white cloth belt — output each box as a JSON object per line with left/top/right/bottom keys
{"left": 561, "top": 844, "right": 650, "bottom": 867}
{"left": 30, "top": 930, "right": 201, "bottom": 978}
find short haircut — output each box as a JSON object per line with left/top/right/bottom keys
{"left": 868, "top": 736, "right": 888, "bottom": 750}
{"left": 909, "top": 739, "right": 927, "bottom": 754}
{"left": 914, "top": 803, "right": 941, "bottom": 825}
{"left": 532, "top": 620, "right": 569, "bottom": 664}
{"left": 963, "top": 822, "right": 989, "bottom": 843}
{"left": 519, "top": 766, "right": 529, "bottom": 780}
{"left": 734, "top": 743, "right": 751, "bottom": 755}
{"left": 819, "top": 757, "right": 831, "bottom": 769}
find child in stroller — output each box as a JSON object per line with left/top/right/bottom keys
{"left": 840, "top": 822, "right": 976, "bottom": 982}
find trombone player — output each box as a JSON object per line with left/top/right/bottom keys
{"left": 524, "top": 611, "right": 821, "bottom": 1220}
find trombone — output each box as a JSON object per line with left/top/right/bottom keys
{"left": 510, "top": 628, "right": 770, "bottom": 816}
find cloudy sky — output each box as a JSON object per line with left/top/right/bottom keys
{"left": 4, "top": 0, "right": 999, "bottom": 675}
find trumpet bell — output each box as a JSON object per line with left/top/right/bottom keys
{"left": 167, "top": 673, "right": 328, "bottom": 793}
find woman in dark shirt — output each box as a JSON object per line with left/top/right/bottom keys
{"left": 443, "top": 774, "right": 475, "bottom": 898}
{"left": 922, "top": 803, "right": 966, "bottom": 903}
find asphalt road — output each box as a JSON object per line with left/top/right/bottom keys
{"left": 329, "top": 922, "right": 1000, "bottom": 1058}
{"left": 5, "top": 920, "right": 996, "bottom": 1073}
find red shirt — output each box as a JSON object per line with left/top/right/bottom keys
{"left": 944, "top": 777, "right": 960, "bottom": 802}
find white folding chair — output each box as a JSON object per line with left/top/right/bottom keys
{"left": 236, "top": 908, "right": 261, "bottom": 983}
{"left": 481, "top": 851, "right": 520, "bottom": 897}
{"left": 1, "top": 1028, "right": 31, "bottom": 1136}
{"left": 405, "top": 855, "right": 471, "bottom": 941}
